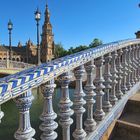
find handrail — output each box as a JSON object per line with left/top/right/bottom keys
{"left": 0, "top": 38, "right": 140, "bottom": 105}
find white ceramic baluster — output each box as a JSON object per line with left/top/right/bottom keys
{"left": 110, "top": 51, "right": 118, "bottom": 105}
{"left": 94, "top": 57, "right": 105, "bottom": 121}
{"left": 121, "top": 47, "right": 128, "bottom": 94}
{"left": 14, "top": 90, "right": 35, "bottom": 140}
{"left": 84, "top": 61, "right": 96, "bottom": 132}
{"left": 116, "top": 49, "right": 123, "bottom": 99}
{"left": 126, "top": 46, "right": 132, "bottom": 90}
{"left": 103, "top": 53, "right": 112, "bottom": 112}
{"left": 40, "top": 81, "right": 58, "bottom": 140}
{"left": 0, "top": 106, "right": 4, "bottom": 123}
{"left": 73, "top": 65, "right": 87, "bottom": 140}
{"left": 58, "top": 72, "right": 74, "bottom": 140}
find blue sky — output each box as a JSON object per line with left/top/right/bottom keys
{"left": 0, "top": 0, "right": 140, "bottom": 49}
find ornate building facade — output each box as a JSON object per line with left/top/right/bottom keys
{"left": 0, "top": 4, "right": 55, "bottom": 64}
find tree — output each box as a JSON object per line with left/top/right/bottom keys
{"left": 89, "top": 38, "right": 102, "bottom": 48}
{"left": 68, "top": 45, "right": 88, "bottom": 54}
{"left": 54, "top": 43, "right": 67, "bottom": 58}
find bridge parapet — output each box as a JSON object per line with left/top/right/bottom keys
{"left": 0, "top": 39, "right": 140, "bottom": 139}
{"left": 0, "top": 60, "right": 34, "bottom": 69}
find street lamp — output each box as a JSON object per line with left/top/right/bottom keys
{"left": 8, "top": 19, "right": 13, "bottom": 60}
{"left": 35, "top": 8, "right": 41, "bottom": 65}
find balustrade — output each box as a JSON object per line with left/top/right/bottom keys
{"left": 116, "top": 49, "right": 123, "bottom": 99}
{"left": 0, "top": 39, "right": 140, "bottom": 140}
{"left": 94, "top": 56, "right": 105, "bottom": 121}
{"left": 73, "top": 65, "right": 87, "bottom": 140}
{"left": 126, "top": 46, "right": 132, "bottom": 90}
{"left": 58, "top": 72, "right": 74, "bottom": 140}
{"left": 103, "top": 53, "right": 112, "bottom": 112}
{"left": 131, "top": 45, "right": 137, "bottom": 83}
{"left": 13, "top": 90, "right": 35, "bottom": 140}
{"left": 121, "top": 47, "right": 128, "bottom": 94}
{"left": 0, "top": 106, "right": 4, "bottom": 123}
{"left": 39, "top": 80, "right": 58, "bottom": 140}
{"left": 110, "top": 51, "right": 118, "bottom": 105}
{"left": 84, "top": 61, "right": 96, "bottom": 131}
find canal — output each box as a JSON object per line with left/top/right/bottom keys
{"left": 0, "top": 88, "right": 75, "bottom": 140}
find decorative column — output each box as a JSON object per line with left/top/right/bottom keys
{"left": 121, "top": 47, "right": 128, "bottom": 94}
{"left": 39, "top": 81, "right": 58, "bottom": 140}
{"left": 73, "top": 65, "right": 87, "bottom": 140}
{"left": 94, "top": 56, "right": 105, "bottom": 121}
{"left": 103, "top": 53, "right": 112, "bottom": 112}
{"left": 130, "top": 45, "right": 136, "bottom": 86}
{"left": 132, "top": 45, "right": 137, "bottom": 83}
{"left": 84, "top": 61, "right": 96, "bottom": 132}
{"left": 14, "top": 90, "right": 35, "bottom": 140}
{"left": 126, "top": 46, "right": 132, "bottom": 90}
{"left": 58, "top": 72, "right": 74, "bottom": 140}
{"left": 116, "top": 49, "right": 123, "bottom": 99}
{"left": 110, "top": 51, "right": 118, "bottom": 105}
{"left": 138, "top": 44, "right": 140, "bottom": 80}
{"left": 136, "top": 44, "right": 140, "bottom": 79}
{"left": 0, "top": 106, "right": 4, "bottom": 123}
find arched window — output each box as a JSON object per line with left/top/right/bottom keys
{"left": 17, "top": 58, "right": 19, "bottom": 61}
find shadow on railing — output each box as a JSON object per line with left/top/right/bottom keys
{"left": 0, "top": 38, "right": 140, "bottom": 140}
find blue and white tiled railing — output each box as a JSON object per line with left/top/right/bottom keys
{"left": 0, "top": 38, "right": 140, "bottom": 140}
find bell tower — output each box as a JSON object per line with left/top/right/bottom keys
{"left": 41, "top": 4, "right": 55, "bottom": 62}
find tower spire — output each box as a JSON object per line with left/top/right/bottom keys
{"left": 45, "top": 2, "right": 50, "bottom": 22}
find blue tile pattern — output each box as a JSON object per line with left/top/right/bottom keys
{"left": 0, "top": 39, "right": 140, "bottom": 104}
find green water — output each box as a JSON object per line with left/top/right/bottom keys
{"left": 0, "top": 88, "right": 75, "bottom": 140}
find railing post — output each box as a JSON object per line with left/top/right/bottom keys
{"left": 116, "top": 49, "right": 123, "bottom": 99}
{"left": 138, "top": 44, "right": 140, "bottom": 80}
{"left": 121, "top": 47, "right": 128, "bottom": 94}
{"left": 110, "top": 51, "right": 118, "bottom": 105}
{"left": 84, "top": 61, "right": 96, "bottom": 132}
{"left": 136, "top": 44, "right": 140, "bottom": 79}
{"left": 130, "top": 45, "right": 136, "bottom": 86}
{"left": 94, "top": 56, "right": 105, "bottom": 121}
{"left": 58, "top": 72, "right": 74, "bottom": 140}
{"left": 14, "top": 90, "right": 35, "bottom": 140}
{"left": 39, "top": 81, "right": 58, "bottom": 140}
{"left": 131, "top": 45, "right": 137, "bottom": 83}
{"left": 134, "top": 45, "right": 139, "bottom": 82}
{"left": 103, "top": 53, "right": 112, "bottom": 112}
{"left": 73, "top": 65, "right": 87, "bottom": 140}
{"left": 0, "top": 106, "right": 4, "bottom": 123}
{"left": 126, "top": 46, "right": 132, "bottom": 90}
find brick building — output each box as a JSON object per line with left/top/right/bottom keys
{"left": 0, "top": 4, "right": 55, "bottom": 64}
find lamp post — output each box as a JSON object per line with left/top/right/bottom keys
{"left": 8, "top": 19, "right": 13, "bottom": 60}
{"left": 35, "top": 8, "right": 41, "bottom": 65}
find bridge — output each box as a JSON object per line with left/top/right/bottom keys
{"left": 0, "top": 38, "right": 140, "bottom": 140}
{"left": 0, "top": 60, "right": 34, "bottom": 75}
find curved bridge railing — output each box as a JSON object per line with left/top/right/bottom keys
{"left": 0, "top": 60, "right": 34, "bottom": 69}
{"left": 0, "top": 38, "right": 140, "bottom": 140}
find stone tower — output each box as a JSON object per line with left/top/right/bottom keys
{"left": 41, "top": 4, "right": 55, "bottom": 62}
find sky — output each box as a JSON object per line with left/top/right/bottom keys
{"left": 0, "top": 0, "right": 140, "bottom": 50}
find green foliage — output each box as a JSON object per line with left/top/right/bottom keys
{"left": 89, "top": 38, "right": 102, "bottom": 48}
{"left": 54, "top": 38, "right": 102, "bottom": 58}
{"left": 54, "top": 43, "right": 67, "bottom": 58}
{"left": 68, "top": 45, "right": 88, "bottom": 55}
